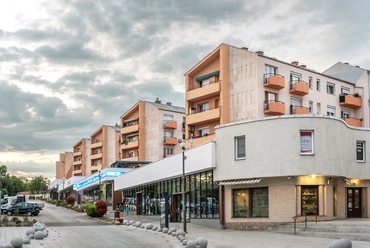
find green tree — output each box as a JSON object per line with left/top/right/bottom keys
{"left": 0, "top": 165, "right": 8, "bottom": 178}
{"left": 9, "top": 176, "right": 26, "bottom": 193}
{"left": 29, "top": 176, "right": 48, "bottom": 194}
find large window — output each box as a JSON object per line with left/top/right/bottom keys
{"left": 233, "top": 188, "right": 269, "bottom": 218}
{"left": 357, "top": 141, "right": 365, "bottom": 162}
{"left": 301, "top": 186, "right": 318, "bottom": 215}
{"left": 235, "top": 136, "right": 246, "bottom": 159}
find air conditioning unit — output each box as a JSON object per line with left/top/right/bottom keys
{"left": 188, "top": 125, "right": 195, "bottom": 132}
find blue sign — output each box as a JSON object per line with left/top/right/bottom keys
{"left": 74, "top": 171, "right": 126, "bottom": 189}
{"left": 79, "top": 190, "right": 84, "bottom": 195}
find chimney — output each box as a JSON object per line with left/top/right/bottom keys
{"left": 256, "top": 50, "right": 264, "bottom": 55}
{"left": 242, "top": 47, "right": 249, "bottom": 51}
{"left": 300, "top": 65, "right": 307, "bottom": 68}
{"left": 166, "top": 102, "right": 172, "bottom": 106}
{"left": 155, "top": 98, "right": 161, "bottom": 104}
{"left": 344, "top": 62, "right": 349, "bottom": 65}
{"left": 355, "top": 66, "right": 360, "bottom": 68}
{"left": 115, "top": 123, "right": 118, "bottom": 127}
{"left": 291, "top": 61, "right": 299, "bottom": 66}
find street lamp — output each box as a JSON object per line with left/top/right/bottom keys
{"left": 62, "top": 178, "right": 65, "bottom": 200}
{"left": 179, "top": 142, "right": 187, "bottom": 233}
{"left": 98, "top": 169, "right": 102, "bottom": 200}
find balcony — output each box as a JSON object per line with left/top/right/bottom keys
{"left": 289, "top": 81, "right": 309, "bottom": 96}
{"left": 344, "top": 117, "right": 362, "bottom": 127}
{"left": 263, "top": 74, "right": 285, "bottom": 90}
{"left": 91, "top": 153, "right": 102, "bottom": 160}
{"left": 73, "top": 151, "right": 82, "bottom": 156}
{"left": 339, "top": 94, "right": 362, "bottom": 109}
{"left": 73, "top": 170, "right": 82, "bottom": 175}
{"left": 290, "top": 106, "right": 309, "bottom": 115}
{"left": 90, "top": 141, "right": 103, "bottom": 149}
{"left": 120, "top": 140, "right": 139, "bottom": 150}
{"left": 163, "top": 120, "right": 177, "bottom": 129}
{"left": 187, "top": 107, "right": 220, "bottom": 126}
{"left": 163, "top": 137, "right": 178, "bottom": 145}
{"left": 187, "top": 82, "right": 220, "bottom": 102}
{"left": 90, "top": 165, "right": 102, "bottom": 171}
{"left": 73, "top": 161, "right": 82, "bottom": 165}
{"left": 185, "top": 134, "right": 215, "bottom": 149}
{"left": 264, "top": 100, "right": 285, "bottom": 115}
{"left": 121, "top": 156, "right": 139, "bottom": 161}
{"left": 121, "top": 124, "right": 139, "bottom": 135}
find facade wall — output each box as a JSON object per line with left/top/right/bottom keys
{"left": 64, "top": 152, "right": 73, "bottom": 179}
{"left": 144, "top": 103, "right": 159, "bottom": 162}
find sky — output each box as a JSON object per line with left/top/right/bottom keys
{"left": 0, "top": 0, "right": 369, "bottom": 180}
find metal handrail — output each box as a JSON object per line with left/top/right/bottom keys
{"left": 163, "top": 136, "right": 177, "bottom": 142}
{"left": 339, "top": 93, "right": 361, "bottom": 99}
{"left": 290, "top": 105, "right": 309, "bottom": 114}
{"left": 264, "top": 100, "right": 285, "bottom": 111}
{"left": 290, "top": 80, "right": 308, "bottom": 90}
{"left": 292, "top": 206, "right": 318, "bottom": 235}
{"left": 187, "top": 106, "right": 220, "bottom": 115}
{"left": 263, "top": 73, "right": 284, "bottom": 84}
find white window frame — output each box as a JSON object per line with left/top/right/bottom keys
{"left": 300, "top": 131, "right": 314, "bottom": 155}
{"left": 235, "top": 136, "right": 246, "bottom": 160}
{"left": 357, "top": 141, "right": 365, "bottom": 162}
{"left": 327, "top": 106, "right": 335, "bottom": 116}
{"left": 309, "top": 77, "right": 313, "bottom": 89}
{"left": 341, "top": 109, "right": 350, "bottom": 119}
{"left": 128, "top": 151, "right": 135, "bottom": 158}
{"left": 309, "top": 101, "right": 313, "bottom": 114}
{"left": 327, "top": 82, "right": 335, "bottom": 95}
{"left": 341, "top": 87, "right": 350, "bottom": 95}
{"left": 316, "top": 79, "right": 320, "bottom": 91}
{"left": 198, "top": 102, "right": 209, "bottom": 113}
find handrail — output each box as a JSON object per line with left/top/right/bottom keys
{"left": 188, "top": 80, "right": 221, "bottom": 91}
{"left": 163, "top": 136, "right": 177, "bottom": 142}
{"left": 290, "top": 80, "right": 308, "bottom": 90}
{"left": 163, "top": 120, "right": 177, "bottom": 126}
{"left": 264, "top": 100, "right": 285, "bottom": 111}
{"left": 339, "top": 93, "right": 361, "bottom": 98}
{"left": 263, "top": 73, "right": 284, "bottom": 84}
{"left": 290, "top": 105, "right": 309, "bottom": 114}
{"left": 292, "top": 206, "right": 318, "bottom": 235}
{"left": 342, "top": 117, "right": 362, "bottom": 121}
{"left": 187, "top": 106, "right": 219, "bottom": 115}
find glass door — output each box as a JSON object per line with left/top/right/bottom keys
{"left": 347, "top": 188, "right": 362, "bottom": 218}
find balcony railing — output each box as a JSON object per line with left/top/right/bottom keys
{"left": 263, "top": 73, "right": 285, "bottom": 90}
{"left": 290, "top": 105, "right": 309, "bottom": 115}
{"left": 120, "top": 140, "right": 139, "bottom": 150}
{"left": 186, "top": 107, "right": 220, "bottom": 125}
{"left": 339, "top": 94, "right": 362, "bottom": 108}
{"left": 163, "top": 120, "right": 177, "bottom": 129}
{"left": 343, "top": 117, "right": 363, "bottom": 127}
{"left": 163, "top": 137, "right": 177, "bottom": 145}
{"left": 187, "top": 81, "right": 221, "bottom": 101}
{"left": 264, "top": 100, "right": 285, "bottom": 115}
{"left": 289, "top": 81, "right": 309, "bottom": 96}
{"left": 90, "top": 141, "right": 103, "bottom": 149}
{"left": 163, "top": 153, "right": 174, "bottom": 158}
{"left": 121, "top": 124, "right": 139, "bottom": 134}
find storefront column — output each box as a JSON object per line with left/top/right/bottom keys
{"left": 219, "top": 185, "right": 225, "bottom": 226}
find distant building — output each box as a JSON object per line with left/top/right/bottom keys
{"left": 72, "top": 138, "right": 90, "bottom": 177}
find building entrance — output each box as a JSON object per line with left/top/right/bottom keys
{"left": 136, "top": 192, "right": 143, "bottom": 215}
{"left": 171, "top": 193, "right": 183, "bottom": 222}
{"left": 347, "top": 188, "right": 361, "bottom": 218}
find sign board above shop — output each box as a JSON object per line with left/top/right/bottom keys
{"left": 73, "top": 171, "right": 127, "bottom": 190}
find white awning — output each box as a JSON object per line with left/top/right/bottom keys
{"left": 218, "top": 179, "right": 262, "bottom": 185}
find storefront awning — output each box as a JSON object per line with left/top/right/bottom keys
{"left": 195, "top": 71, "right": 219, "bottom": 81}
{"left": 218, "top": 179, "right": 262, "bottom": 185}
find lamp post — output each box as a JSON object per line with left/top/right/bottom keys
{"left": 62, "top": 178, "right": 65, "bottom": 200}
{"left": 179, "top": 142, "right": 187, "bottom": 233}
{"left": 98, "top": 169, "right": 102, "bottom": 200}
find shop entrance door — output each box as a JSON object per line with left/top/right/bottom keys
{"left": 347, "top": 188, "right": 362, "bottom": 218}
{"left": 171, "top": 193, "right": 182, "bottom": 222}
{"left": 136, "top": 192, "right": 143, "bottom": 215}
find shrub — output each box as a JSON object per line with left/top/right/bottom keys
{"left": 67, "top": 204, "right": 72, "bottom": 209}
{"left": 15, "top": 220, "right": 21, "bottom": 225}
{"left": 84, "top": 204, "right": 98, "bottom": 217}
{"left": 33, "top": 219, "right": 37, "bottom": 224}
{"left": 55, "top": 200, "right": 65, "bottom": 206}
{"left": 60, "top": 202, "right": 67, "bottom": 208}
{"left": 14, "top": 209, "right": 19, "bottom": 216}
{"left": 66, "top": 196, "right": 75, "bottom": 206}
{"left": 11, "top": 217, "right": 18, "bottom": 222}
{"left": 2, "top": 216, "right": 9, "bottom": 224}
{"left": 51, "top": 200, "right": 56, "bottom": 204}
{"left": 23, "top": 214, "right": 30, "bottom": 225}
{"left": 72, "top": 205, "right": 80, "bottom": 211}
{"left": 95, "top": 200, "right": 108, "bottom": 216}
{"left": 117, "top": 218, "right": 123, "bottom": 224}
{"left": 16, "top": 223, "right": 21, "bottom": 227}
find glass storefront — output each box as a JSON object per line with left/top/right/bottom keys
{"left": 123, "top": 170, "right": 219, "bottom": 219}
{"left": 233, "top": 187, "right": 269, "bottom": 218}
{"left": 301, "top": 185, "right": 318, "bottom": 215}
{"left": 80, "top": 182, "right": 113, "bottom": 205}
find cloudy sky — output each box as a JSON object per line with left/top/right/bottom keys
{"left": 0, "top": 0, "right": 369, "bottom": 180}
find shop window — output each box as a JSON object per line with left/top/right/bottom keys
{"left": 233, "top": 188, "right": 269, "bottom": 218}
{"left": 301, "top": 186, "right": 318, "bottom": 215}
{"left": 357, "top": 141, "right": 365, "bottom": 162}
{"left": 235, "top": 136, "right": 246, "bottom": 159}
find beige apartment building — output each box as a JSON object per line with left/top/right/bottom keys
{"left": 55, "top": 152, "right": 73, "bottom": 179}
{"left": 90, "top": 125, "right": 121, "bottom": 174}
{"left": 120, "top": 99, "right": 185, "bottom": 163}
{"left": 185, "top": 43, "right": 369, "bottom": 148}
{"left": 72, "top": 138, "right": 90, "bottom": 177}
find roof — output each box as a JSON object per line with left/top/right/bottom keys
{"left": 323, "top": 62, "right": 367, "bottom": 85}
{"left": 146, "top": 101, "right": 185, "bottom": 114}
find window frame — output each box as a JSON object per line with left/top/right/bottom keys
{"left": 327, "top": 82, "right": 335, "bottom": 95}
{"left": 198, "top": 127, "right": 210, "bottom": 137}
{"left": 309, "top": 101, "right": 313, "bottom": 114}
{"left": 316, "top": 102, "right": 321, "bottom": 114}
{"left": 233, "top": 187, "right": 269, "bottom": 218}
{"left": 301, "top": 185, "right": 318, "bottom": 215}
{"left": 235, "top": 136, "right": 246, "bottom": 160}
{"left": 300, "top": 131, "right": 314, "bottom": 155}
{"left": 309, "top": 77, "right": 313, "bottom": 89}
{"left": 316, "top": 79, "right": 320, "bottom": 91}
{"left": 357, "top": 141, "right": 365, "bottom": 163}
{"left": 327, "top": 106, "right": 335, "bottom": 116}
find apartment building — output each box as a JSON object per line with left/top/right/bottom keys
{"left": 185, "top": 44, "right": 369, "bottom": 148}
{"left": 120, "top": 99, "right": 185, "bottom": 163}
{"left": 55, "top": 152, "right": 73, "bottom": 179}
{"left": 90, "top": 125, "right": 121, "bottom": 175}
{"left": 72, "top": 138, "right": 90, "bottom": 177}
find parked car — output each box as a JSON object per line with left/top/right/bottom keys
{"left": 0, "top": 196, "right": 16, "bottom": 214}
{"left": 28, "top": 195, "right": 35, "bottom": 200}
{"left": 6, "top": 202, "right": 39, "bottom": 216}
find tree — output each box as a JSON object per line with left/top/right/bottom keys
{"left": 29, "top": 176, "right": 48, "bottom": 194}
{"left": 9, "top": 176, "right": 26, "bottom": 193}
{"left": 0, "top": 165, "right": 8, "bottom": 178}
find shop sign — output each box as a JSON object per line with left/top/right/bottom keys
{"left": 300, "top": 131, "right": 313, "bottom": 154}
{"left": 74, "top": 171, "right": 126, "bottom": 189}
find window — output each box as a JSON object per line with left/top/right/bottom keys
{"left": 163, "top": 147, "right": 174, "bottom": 157}
{"left": 164, "top": 114, "right": 173, "bottom": 121}
{"left": 198, "top": 102, "right": 209, "bottom": 113}
{"left": 302, "top": 186, "right": 318, "bottom": 215}
{"left": 341, "top": 110, "right": 350, "bottom": 119}
{"left": 235, "top": 136, "right": 246, "bottom": 159}
{"left": 317, "top": 103, "right": 321, "bottom": 114}
{"left": 327, "top": 106, "right": 335, "bottom": 116}
{"left": 316, "top": 79, "right": 320, "bottom": 91}
{"left": 233, "top": 188, "right": 269, "bottom": 218}
{"left": 309, "top": 101, "right": 313, "bottom": 114}
{"left": 309, "top": 77, "right": 313, "bottom": 89}
{"left": 327, "top": 82, "right": 335, "bottom": 94}
{"left": 215, "top": 99, "right": 219, "bottom": 108}
{"left": 216, "top": 75, "right": 220, "bottom": 82}
{"left": 95, "top": 150, "right": 100, "bottom": 154}
{"left": 128, "top": 136, "right": 136, "bottom": 142}
{"left": 265, "top": 91, "right": 277, "bottom": 101}
{"left": 95, "top": 161, "right": 101, "bottom": 165}
{"left": 300, "top": 131, "right": 313, "bottom": 155}
{"left": 198, "top": 127, "right": 209, "bottom": 137}
{"left": 264, "top": 65, "right": 277, "bottom": 83}
{"left": 128, "top": 151, "right": 135, "bottom": 158}
{"left": 164, "top": 131, "right": 173, "bottom": 138}
{"left": 357, "top": 141, "right": 365, "bottom": 162}
{"left": 290, "top": 97, "right": 302, "bottom": 114}
{"left": 96, "top": 138, "right": 100, "bottom": 143}
{"left": 290, "top": 72, "right": 301, "bottom": 82}
{"left": 341, "top": 87, "right": 350, "bottom": 95}
{"left": 198, "top": 79, "right": 209, "bottom": 88}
